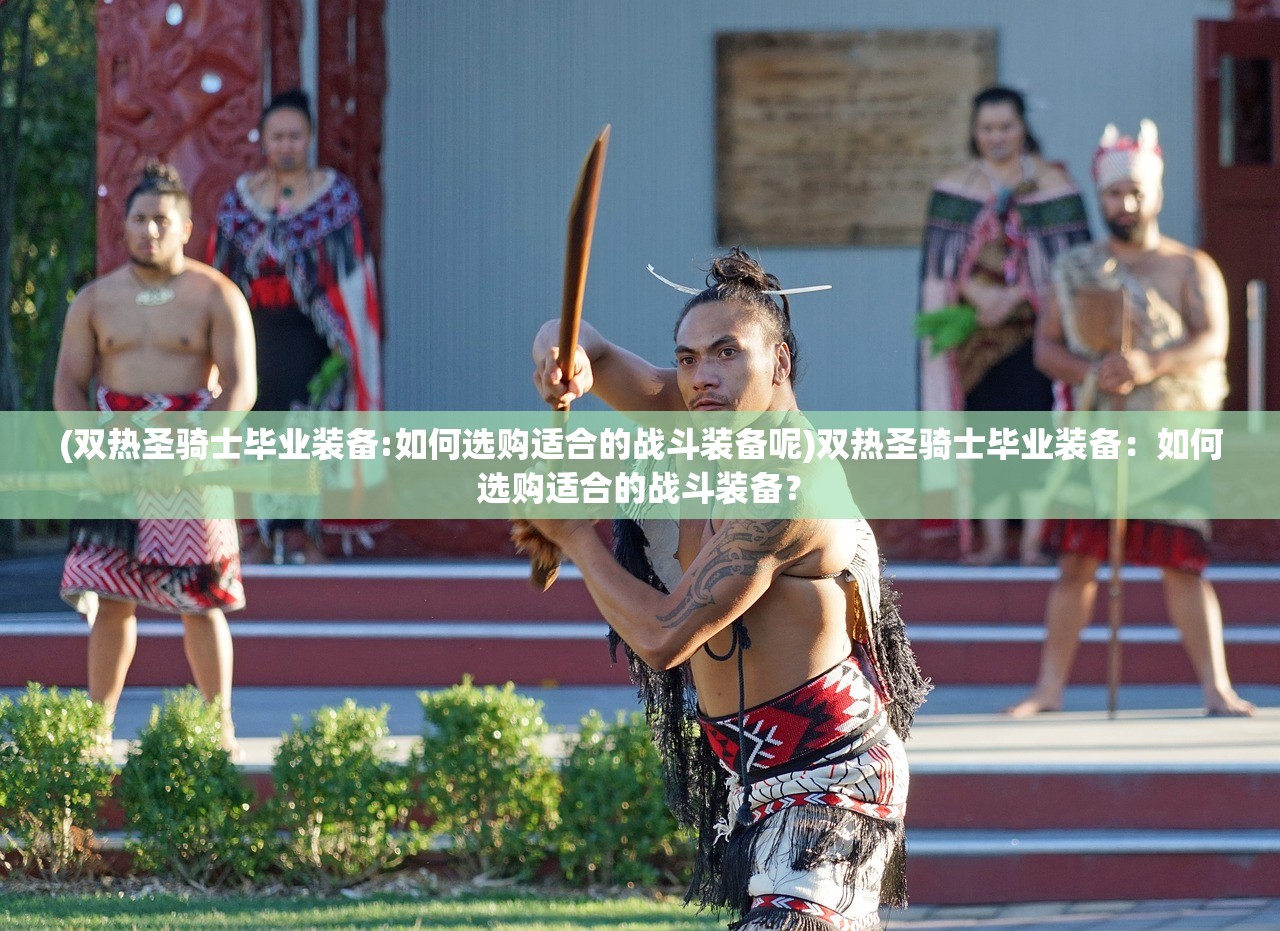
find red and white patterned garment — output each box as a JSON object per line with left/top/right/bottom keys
{"left": 61, "top": 387, "right": 245, "bottom": 623}
{"left": 700, "top": 647, "right": 908, "bottom": 930}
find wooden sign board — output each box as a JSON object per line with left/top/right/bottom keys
{"left": 716, "top": 30, "right": 997, "bottom": 246}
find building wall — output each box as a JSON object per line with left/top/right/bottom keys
{"left": 382, "top": 0, "right": 1232, "bottom": 412}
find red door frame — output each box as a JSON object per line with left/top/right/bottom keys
{"left": 1196, "top": 17, "right": 1280, "bottom": 410}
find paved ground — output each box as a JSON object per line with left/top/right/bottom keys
{"left": 66, "top": 682, "right": 1279, "bottom": 772}
{"left": 881, "top": 898, "right": 1280, "bottom": 929}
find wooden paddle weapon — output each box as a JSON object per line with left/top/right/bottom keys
{"left": 510, "top": 124, "right": 611, "bottom": 590}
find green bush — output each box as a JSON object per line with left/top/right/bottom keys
{"left": 416, "top": 678, "right": 560, "bottom": 878}
{"left": 271, "top": 700, "right": 416, "bottom": 887}
{"left": 0, "top": 683, "right": 112, "bottom": 879}
{"left": 118, "top": 688, "right": 265, "bottom": 887}
{"left": 556, "top": 711, "right": 687, "bottom": 886}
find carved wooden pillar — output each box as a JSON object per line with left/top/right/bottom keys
{"left": 316, "top": 0, "right": 386, "bottom": 265}
{"left": 1234, "top": 0, "right": 1280, "bottom": 17}
{"left": 266, "top": 0, "right": 303, "bottom": 96}
{"left": 96, "top": 0, "right": 263, "bottom": 273}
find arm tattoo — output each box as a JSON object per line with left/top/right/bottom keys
{"left": 655, "top": 520, "right": 798, "bottom": 629}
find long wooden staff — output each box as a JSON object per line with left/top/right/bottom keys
{"left": 1106, "top": 291, "right": 1133, "bottom": 718}
{"left": 511, "top": 124, "right": 611, "bottom": 590}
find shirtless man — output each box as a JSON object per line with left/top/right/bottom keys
{"left": 1007, "top": 121, "right": 1254, "bottom": 718}
{"left": 54, "top": 161, "right": 256, "bottom": 749}
{"left": 526, "top": 249, "right": 926, "bottom": 930}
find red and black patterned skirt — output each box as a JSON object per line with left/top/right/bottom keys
{"left": 1042, "top": 518, "right": 1209, "bottom": 575}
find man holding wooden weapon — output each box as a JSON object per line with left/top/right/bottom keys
{"left": 515, "top": 129, "right": 929, "bottom": 931}
{"left": 52, "top": 161, "right": 257, "bottom": 751}
{"left": 1007, "top": 121, "right": 1254, "bottom": 718}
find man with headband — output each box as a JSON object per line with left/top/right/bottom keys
{"left": 526, "top": 248, "right": 929, "bottom": 930}
{"left": 1007, "top": 121, "right": 1255, "bottom": 718}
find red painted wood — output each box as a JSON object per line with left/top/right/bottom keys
{"left": 1197, "top": 19, "right": 1280, "bottom": 411}
{"left": 224, "top": 575, "right": 604, "bottom": 621}
{"left": 267, "top": 0, "right": 303, "bottom": 96}
{"left": 168, "top": 572, "right": 1280, "bottom": 625}
{"left": 316, "top": 0, "right": 386, "bottom": 267}
{"left": 7, "top": 634, "right": 632, "bottom": 688}
{"left": 911, "top": 640, "right": 1280, "bottom": 686}
{"left": 910, "top": 772, "right": 1280, "bottom": 831}
{"left": 1235, "top": 0, "right": 1280, "bottom": 19}
{"left": 907, "top": 852, "right": 1280, "bottom": 904}
{"left": 96, "top": 0, "right": 262, "bottom": 274}
{"left": 8, "top": 632, "right": 1276, "bottom": 688}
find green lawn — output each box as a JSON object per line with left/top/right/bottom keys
{"left": 0, "top": 891, "right": 726, "bottom": 930}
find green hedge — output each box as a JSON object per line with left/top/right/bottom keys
{"left": 556, "top": 711, "right": 689, "bottom": 886}
{"left": 416, "top": 678, "right": 559, "bottom": 878}
{"left": 119, "top": 688, "right": 267, "bottom": 886}
{"left": 272, "top": 700, "right": 419, "bottom": 887}
{"left": 0, "top": 684, "right": 112, "bottom": 879}
{"left": 0, "top": 680, "right": 690, "bottom": 889}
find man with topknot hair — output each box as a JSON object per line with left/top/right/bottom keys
{"left": 54, "top": 160, "right": 257, "bottom": 753}
{"left": 525, "top": 249, "right": 928, "bottom": 930}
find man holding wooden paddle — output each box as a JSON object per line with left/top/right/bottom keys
{"left": 52, "top": 161, "right": 256, "bottom": 750}
{"left": 1007, "top": 122, "right": 1254, "bottom": 718}
{"left": 523, "top": 242, "right": 929, "bottom": 928}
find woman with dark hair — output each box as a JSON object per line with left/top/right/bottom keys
{"left": 208, "top": 88, "right": 384, "bottom": 564}
{"left": 918, "top": 85, "right": 1091, "bottom": 564}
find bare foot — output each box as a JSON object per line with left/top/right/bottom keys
{"left": 298, "top": 539, "right": 328, "bottom": 564}
{"left": 91, "top": 728, "right": 115, "bottom": 761}
{"left": 241, "top": 538, "right": 272, "bottom": 565}
{"left": 962, "top": 546, "right": 1006, "bottom": 567}
{"left": 220, "top": 714, "right": 243, "bottom": 761}
{"left": 1019, "top": 549, "right": 1054, "bottom": 567}
{"left": 1004, "top": 691, "right": 1063, "bottom": 717}
{"left": 1205, "top": 691, "right": 1256, "bottom": 717}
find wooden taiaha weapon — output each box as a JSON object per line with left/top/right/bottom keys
{"left": 511, "top": 124, "right": 611, "bottom": 590}
{"left": 1106, "top": 290, "right": 1133, "bottom": 718}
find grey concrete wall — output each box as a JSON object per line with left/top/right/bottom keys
{"left": 382, "top": 0, "right": 1232, "bottom": 411}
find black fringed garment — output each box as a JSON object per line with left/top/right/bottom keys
{"left": 609, "top": 518, "right": 931, "bottom": 923}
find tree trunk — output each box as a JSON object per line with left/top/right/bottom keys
{"left": 0, "top": 0, "right": 35, "bottom": 412}
{"left": 35, "top": 177, "right": 94, "bottom": 411}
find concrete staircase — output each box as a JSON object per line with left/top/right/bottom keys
{"left": 3, "top": 557, "right": 1279, "bottom": 903}
{"left": 8, "top": 562, "right": 1279, "bottom": 689}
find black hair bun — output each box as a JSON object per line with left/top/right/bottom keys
{"left": 707, "top": 246, "right": 781, "bottom": 293}
{"left": 264, "top": 87, "right": 313, "bottom": 123}
{"left": 138, "top": 159, "right": 182, "bottom": 187}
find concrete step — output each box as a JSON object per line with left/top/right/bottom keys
{"left": 893, "top": 565, "right": 1280, "bottom": 625}
{"left": 8, "top": 558, "right": 1271, "bottom": 690}
{"left": 906, "top": 830, "right": 1280, "bottom": 904}
{"left": 221, "top": 563, "right": 1280, "bottom": 624}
